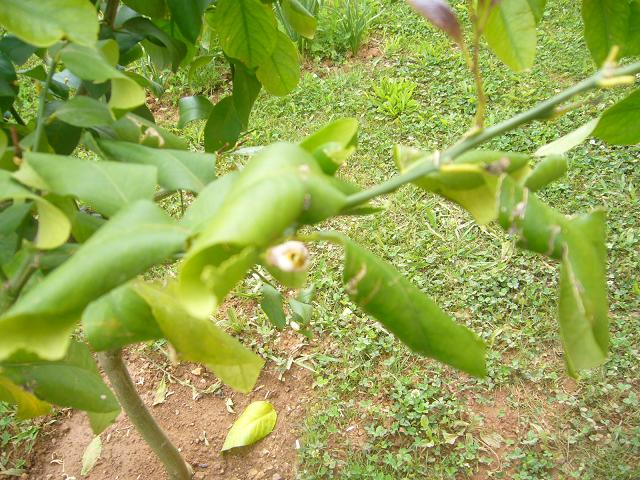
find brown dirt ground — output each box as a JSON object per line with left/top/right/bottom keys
{"left": 25, "top": 332, "right": 314, "bottom": 480}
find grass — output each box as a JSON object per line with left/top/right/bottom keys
{"left": 233, "top": 0, "right": 639, "bottom": 477}
{"left": 0, "top": 403, "right": 49, "bottom": 475}
{"left": 3, "top": 0, "right": 638, "bottom": 477}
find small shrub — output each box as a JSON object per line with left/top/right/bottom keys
{"left": 371, "top": 77, "right": 418, "bottom": 117}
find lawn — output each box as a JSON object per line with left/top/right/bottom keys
{"left": 2, "top": 0, "right": 639, "bottom": 478}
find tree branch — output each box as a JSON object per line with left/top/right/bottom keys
{"left": 342, "top": 61, "right": 640, "bottom": 209}
{"left": 104, "top": 0, "right": 120, "bottom": 28}
{"left": 97, "top": 349, "right": 192, "bottom": 480}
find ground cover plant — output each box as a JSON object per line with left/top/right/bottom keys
{"left": 0, "top": 0, "right": 639, "bottom": 478}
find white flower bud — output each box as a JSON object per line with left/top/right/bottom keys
{"left": 266, "top": 241, "right": 309, "bottom": 272}
{"left": 290, "top": 321, "right": 301, "bottom": 331}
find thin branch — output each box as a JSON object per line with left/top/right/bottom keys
{"left": 33, "top": 57, "right": 57, "bottom": 153}
{"left": 154, "top": 189, "right": 176, "bottom": 202}
{"left": 464, "top": 1, "right": 487, "bottom": 129}
{"left": 104, "top": 0, "right": 120, "bottom": 28}
{"left": 251, "top": 267, "right": 278, "bottom": 290}
{"left": 342, "top": 60, "right": 640, "bottom": 209}
{"left": 9, "top": 106, "right": 25, "bottom": 126}
{"left": 9, "top": 126, "right": 22, "bottom": 159}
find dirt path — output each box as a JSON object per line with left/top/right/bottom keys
{"left": 27, "top": 342, "right": 313, "bottom": 480}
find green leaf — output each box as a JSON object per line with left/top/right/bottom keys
{"left": 122, "top": 0, "right": 167, "bottom": 18}
{"left": 498, "top": 176, "right": 608, "bottom": 375}
{"left": 0, "top": 35, "right": 37, "bottom": 65}
{"left": 256, "top": 31, "right": 300, "bottom": 96}
{"left": 0, "top": 0, "right": 99, "bottom": 48}
{"left": 221, "top": 401, "right": 277, "bottom": 451}
{"left": 0, "top": 171, "right": 71, "bottom": 249}
{"left": 59, "top": 44, "right": 145, "bottom": 110}
{"left": 60, "top": 44, "right": 120, "bottom": 83}
{"left": 0, "top": 201, "right": 187, "bottom": 361}
{"left": 0, "top": 52, "right": 18, "bottom": 110}
{"left": 328, "top": 233, "right": 486, "bottom": 377}
{"left": 484, "top": 0, "right": 537, "bottom": 71}
{"left": 14, "top": 152, "right": 157, "bottom": 217}
{"left": 593, "top": 89, "right": 640, "bottom": 145}
{"left": 82, "top": 285, "right": 163, "bottom": 351}
{"left": 1, "top": 341, "right": 120, "bottom": 417}
{"left": 625, "top": 0, "right": 640, "bottom": 56}
{"left": 0, "top": 202, "right": 31, "bottom": 266}
{"left": 260, "top": 284, "right": 287, "bottom": 329}
{"left": 534, "top": 118, "right": 598, "bottom": 157}
{"left": 582, "top": 0, "right": 631, "bottom": 66}
{"left": 0, "top": 129, "right": 7, "bottom": 158}
{"left": 526, "top": 0, "right": 547, "bottom": 23}
{"left": 177, "top": 95, "right": 214, "bottom": 128}
{"left": 288, "top": 297, "right": 312, "bottom": 326}
{"left": 498, "top": 175, "right": 567, "bottom": 259}
{"left": 81, "top": 436, "right": 102, "bottom": 476}
{"left": 109, "top": 76, "right": 147, "bottom": 110}
{"left": 123, "top": 17, "right": 187, "bottom": 71}
{"left": 52, "top": 96, "right": 114, "bottom": 128}
{"left": 204, "top": 96, "right": 243, "bottom": 152}
{"left": 167, "top": 0, "right": 204, "bottom": 44}
{"left": 97, "top": 140, "right": 216, "bottom": 193}
{"left": 125, "top": 72, "right": 164, "bottom": 98}
{"left": 558, "top": 211, "right": 609, "bottom": 375}
{"left": 524, "top": 155, "right": 567, "bottom": 192}
{"left": 212, "top": 0, "right": 279, "bottom": 68}
{"left": 300, "top": 118, "right": 359, "bottom": 175}
{"left": 0, "top": 375, "right": 51, "bottom": 419}
{"left": 395, "top": 147, "right": 531, "bottom": 224}
{"left": 71, "top": 211, "right": 106, "bottom": 243}
{"left": 87, "top": 410, "right": 120, "bottom": 435}
{"left": 180, "top": 173, "right": 238, "bottom": 234}
{"left": 188, "top": 54, "right": 214, "bottom": 84}
{"left": 45, "top": 118, "right": 83, "bottom": 155}
{"left": 135, "top": 282, "right": 264, "bottom": 393}
{"left": 281, "top": 0, "right": 317, "bottom": 39}
{"left": 178, "top": 143, "right": 345, "bottom": 317}
{"left": 106, "top": 113, "right": 189, "bottom": 150}
{"left": 232, "top": 64, "right": 262, "bottom": 129}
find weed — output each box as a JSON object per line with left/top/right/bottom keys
{"left": 0, "top": 403, "right": 42, "bottom": 475}
{"left": 336, "top": 0, "right": 381, "bottom": 56}
{"left": 371, "top": 77, "right": 418, "bottom": 118}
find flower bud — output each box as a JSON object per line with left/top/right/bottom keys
{"left": 266, "top": 241, "right": 309, "bottom": 272}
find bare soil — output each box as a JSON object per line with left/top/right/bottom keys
{"left": 26, "top": 333, "right": 314, "bottom": 480}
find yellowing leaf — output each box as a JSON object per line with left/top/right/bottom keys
{"left": 135, "top": 282, "right": 264, "bottom": 393}
{"left": 222, "top": 401, "right": 277, "bottom": 451}
{"left": 152, "top": 377, "right": 168, "bottom": 406}
{"left": 395, "top": 147, "right": 530, "bottom": 224}
{"left": 81, "top": 436, "right": 102, "bottom": 476}
{"left": 0, "top": 375, "right": 51, "bottom": 419}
